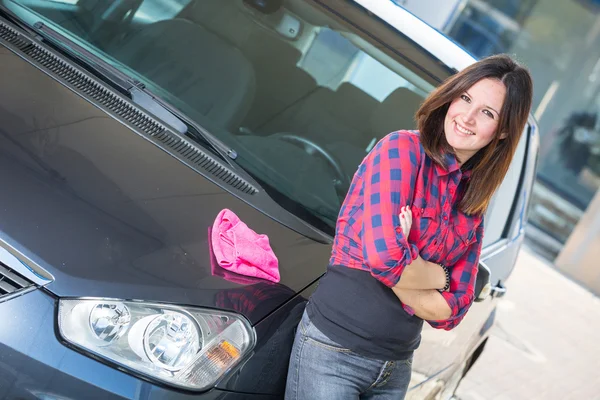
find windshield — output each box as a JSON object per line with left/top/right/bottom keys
{"left": 2, "top": 0, "right": 438, "bottom": 233}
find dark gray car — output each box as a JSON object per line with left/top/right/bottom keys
{"left": 0, "top": 0, "right": 539, "bottom": 398}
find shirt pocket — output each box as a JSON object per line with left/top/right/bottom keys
{"left": 456, "top": 224, "right": 477, "bottom": 245}
{"left": 445, "top": 225, "right": 477, "bottom": 264}
{"left": 411, "top": 195, "right": 439, "bottom": 243}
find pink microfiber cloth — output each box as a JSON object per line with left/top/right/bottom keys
{"left": 211, "top": 209, "right": 280, "bottom": 283}
{"left": 208, "top": 227, "right": 264, "bottom": 286}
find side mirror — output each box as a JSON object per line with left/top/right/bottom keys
{"left": 474, "top": 261, "right": 492, "bottom": 302}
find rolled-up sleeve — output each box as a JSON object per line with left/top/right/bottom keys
{"left": 361, "top": 132, "right": 420, "bottom": 287}
{"left": 428, "top": 220, "right": 485, "bottom": 330}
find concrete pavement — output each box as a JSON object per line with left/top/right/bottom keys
{"left": 455, "top": 246, "right": 600, "bottom": 400}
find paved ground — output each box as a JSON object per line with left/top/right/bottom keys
{"left": 455, "top": 245, "right": 600, "bottom": 400}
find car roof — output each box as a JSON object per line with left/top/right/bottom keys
{"left": 352, "top": 0, "right": 477, "bottom": 72}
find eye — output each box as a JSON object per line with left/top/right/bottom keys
{"left": 483, "top": 109, "right": 495, "bottom": 119}
{"left": 460, "top": 94, "right": 471, "bottom": 103}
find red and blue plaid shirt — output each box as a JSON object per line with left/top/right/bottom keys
{"left": 330, "top": 131, "right": 484, "bottom": 330}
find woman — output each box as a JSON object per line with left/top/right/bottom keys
{"left": 284, "top": 54, "right": 533, "bottom": 400}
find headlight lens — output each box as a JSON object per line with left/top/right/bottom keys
{"left": 89, "top": 302, "right": 131, "bottom": 345}
{"left": 58, "top": 299, "right": 255, "bottom": 391}
{"left": 142, "top": 312, "right": 201, "bottom": 371}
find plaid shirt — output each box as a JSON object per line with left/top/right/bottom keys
{"left": 330, "top": 131, "right": 484, "bottom": 330}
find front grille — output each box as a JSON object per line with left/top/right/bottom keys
{"left": 0, "top": 262, "right": 35, "bottom": 298}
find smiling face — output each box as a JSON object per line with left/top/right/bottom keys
{"left": 443, "top": 78, "right": 507, "bottom": 165}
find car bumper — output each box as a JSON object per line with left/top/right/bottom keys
{"left": 0, "top": 289, "right": 283, "bottom": 399}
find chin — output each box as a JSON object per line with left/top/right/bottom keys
{"left": 443, "top": 127, "right": 460, "bottom": 149}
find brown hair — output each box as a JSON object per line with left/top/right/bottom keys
{"left": 416, "top": 54, "right": 533, "bottom": 215}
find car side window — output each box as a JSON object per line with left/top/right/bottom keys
{"left": 482, "top": 126, "right": 529, "bottom": 247}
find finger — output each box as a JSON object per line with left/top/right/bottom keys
{"left": 400, "top": 206, "right": 409, "bottom": 222}
{"left": 400, "top": 219, "right": 409, "bottom": 237}
{"left": 399, "top": 211, "right": 407, "bottom": 232}
{"left": 406, "top": 208, "right": 413, "bottom": 228}
{"left": 404, "top": 219, "right": 410, "bottom": 237}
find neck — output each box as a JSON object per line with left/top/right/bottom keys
{"left": 453, "top": 150, "right": 474, "bottom": 167}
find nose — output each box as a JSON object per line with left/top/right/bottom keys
{"left": 463, "top": 105, "right": 477, "bottom": 125}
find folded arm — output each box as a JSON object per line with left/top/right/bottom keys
{"left": 393, "top": 254, "right": 447, "bottom": 290}
{"left": 361, "top": 132, "right": 423, "bottom": 287}
{"left": 393, "top": 287, "right": 452, "bottom": 320}
{"left": 391, "top": 205, "right": 446, "bottom": 291}
{"left": 396, "top": 221, "right": 485, "bottom": 330}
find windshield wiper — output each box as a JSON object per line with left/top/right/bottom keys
{"left": 26, "top": 20, "right": 239, "bottom": 167}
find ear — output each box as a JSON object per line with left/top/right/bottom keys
{"left": 499, "top": 132, "right": 508, "bottom": 140}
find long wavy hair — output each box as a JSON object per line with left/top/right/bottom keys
{"left": 416, "top": 54, "right": 533, "bottom": 215}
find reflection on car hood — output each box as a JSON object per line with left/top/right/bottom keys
{"left": 0, "top": 45, "right": 331, "bottom": 324}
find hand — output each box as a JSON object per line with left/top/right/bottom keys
{"left": 399, "top": 206, "right": 413, "bottom": 237}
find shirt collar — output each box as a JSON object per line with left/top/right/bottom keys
{"left": 435, "top": 153, "right": 461, "bottom": 176}
{"left": 435, "top": 153, "right": 473, "bottom": 181}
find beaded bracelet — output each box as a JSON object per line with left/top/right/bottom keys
{"left": 440, "top": 264, "right": 450, "bottom": 292}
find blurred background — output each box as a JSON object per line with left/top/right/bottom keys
{"left": 399, "top": 0, "right": 600, "bottom": 293}
{"left": 396, "top": 1, "right": 600, "bottom": 398}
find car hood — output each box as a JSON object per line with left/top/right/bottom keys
{"left": 0, "top": 45, "right": 332, "bottom": 324}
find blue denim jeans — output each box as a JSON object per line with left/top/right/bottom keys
{"left": 285, "top": 310, "right": 413, "bottom": 400}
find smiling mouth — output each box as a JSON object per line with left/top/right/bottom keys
{"left": 454, "top": 121, "right": 475, "bottom": 136}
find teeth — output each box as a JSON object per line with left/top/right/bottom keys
{"left": 455, "top": 122, "right": 475, "bottom": 135}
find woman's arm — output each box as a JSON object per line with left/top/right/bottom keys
{"left": 360, "top": 132, "right": 422, "bottom": 288}
{"left": 392, "top": 206, "right": 446, "bottom": 290}
{"left": 398, "top": 221, "right": 485, "bottom": 330}
{"left": 393, "top": 255, "right": 446, "bottom": 290}
{"left": 392, "top": 288, "right": 452, "bottom": 320}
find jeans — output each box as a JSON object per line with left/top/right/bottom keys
{"left": 285, "top": 310, "right": 413, "bottom": 400}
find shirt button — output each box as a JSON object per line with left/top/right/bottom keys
{"left": 443, "top": 215, "right": 448, "bottom": 221}
{"left": 395, "top": 226, "right": 402, "bottom": 234}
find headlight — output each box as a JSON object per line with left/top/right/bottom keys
{"left": 58, "top": 299, "right": 255, "bottom": 391}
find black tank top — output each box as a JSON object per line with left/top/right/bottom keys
{"left": 306, "top": 265, "right": 423, "bottom": 361}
